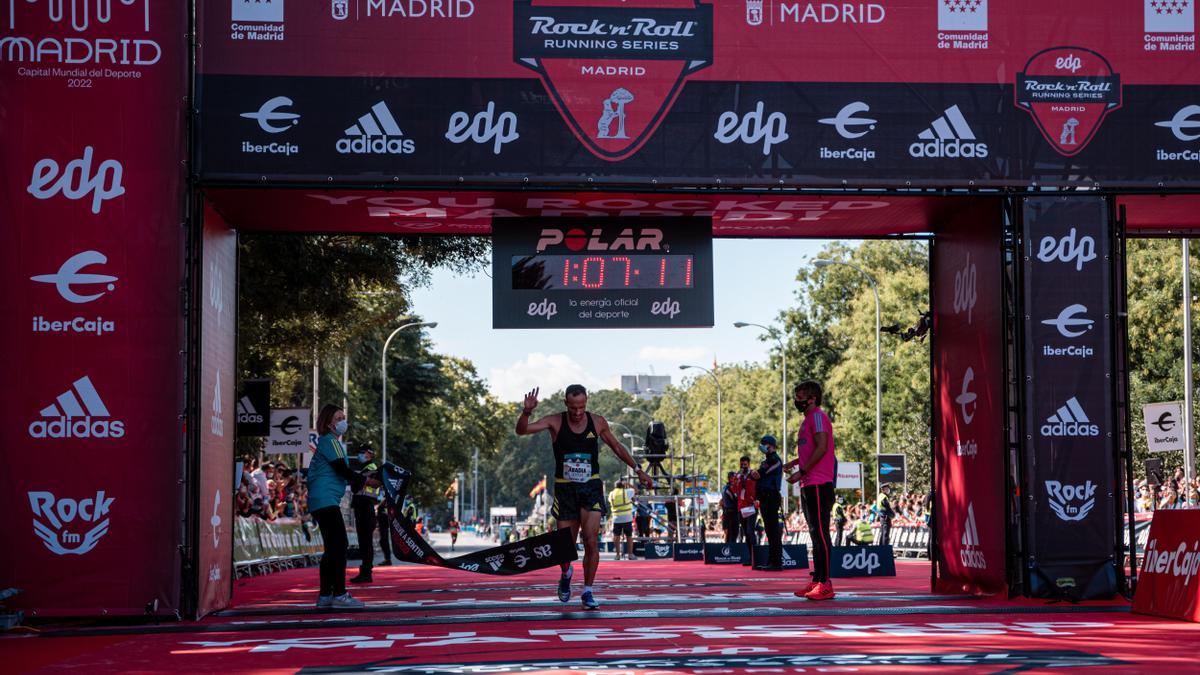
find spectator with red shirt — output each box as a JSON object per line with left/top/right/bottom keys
{"left": 735, "top": 455, "right": 758, "bottom": 567}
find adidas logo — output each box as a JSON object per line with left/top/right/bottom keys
{"left": 959, "top": 502, "right": 987, "bottom": 569}
{"left": 908, "top": 105, "right": 989, "bottom": 159}
{"left": 336, "top": 101, "right": 415, "bottom": 155}
{"left": 1040, "top": 396, "right": 1100, "bottom": 437}
{"left": 29, "top": 376, "right": 125, "bottom": 439}
{"left": 236, "top": 396, "right": 264, "bottom": 425}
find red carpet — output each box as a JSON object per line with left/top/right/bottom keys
{"left": 3, "top": 559, "right": 1197, "bottom": 673}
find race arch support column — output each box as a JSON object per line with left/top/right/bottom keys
{"left": 931, "top": 200, "right": 1007, "bottom": 595}
{"left": 1016, "top": 195, "right": 1123, "bottom": 599}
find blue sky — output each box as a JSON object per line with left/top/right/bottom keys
{"left": 410, "top": 239, "right": 833, "bottom": 402}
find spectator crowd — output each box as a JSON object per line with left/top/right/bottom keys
{"left": 1135, "top": 465, "right": 1200, "bottom": 512}
{"left": 235, "top": 457, "right": 311, "bottom": 523}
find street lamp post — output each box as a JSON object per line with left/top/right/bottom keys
{"left": 814, "top": 259, "right": 881, "bottom": 495}
{"left": 380, "top": 320, "right": 437, "bottom": 464}
{"left": 681, "top": 364, "right": 722, "bottom": 477}
{"left": 734, "top": 321, "right": 788, "bottom": 487}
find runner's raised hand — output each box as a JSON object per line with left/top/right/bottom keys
{"left": 522, "top": 387, "right": 540, "bottom": 414}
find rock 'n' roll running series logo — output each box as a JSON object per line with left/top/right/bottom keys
{"left": 513, "top": 0, "right": 714, "bottom": 161}
{"left": 1015, "top": 47, "right": 1122, "bottom": 157}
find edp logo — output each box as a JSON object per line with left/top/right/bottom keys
{"left": 714, "top": 101, "right": 789, "bottom": 155}
{"left": 651, "top": 298, "right": 681, "bottom": 319}
{"left": 1037, "top": 228, "right": 1096, "bottom": 271}
{"left": 841, "top": 548, "right": 881, "bottom": 574}
{"left": 446, "top": 101, "right": 519, "bottom": 155}
{"left": 27, "top": 146, "right": 125, "bottom": 214}
{"left": 527, "top": 298, "right": 557, "bottom": 320}
{"left": 1055, "top": 54, "right": 1082, "bottom": 73}
{"left": 953, "top": 253, "right": 977, "bottom": 323}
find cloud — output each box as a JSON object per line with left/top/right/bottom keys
{"left": 637, "top": 345, "right": 711, "bottom": 364}
{"left": 488, "top": 353, "right": 604, "bottom": 402}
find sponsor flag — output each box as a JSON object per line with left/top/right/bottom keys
{"left": 938, "top": 0, "right": 988, "bottom": 31}
{"left": 529, "top": 477, "right": 547, "bottom": 498}
{"left": 1145, "top": 0, "right": 1194, "bottom": 33}
{"left": 381, "top": 464, "right": 576, "bottom": 575}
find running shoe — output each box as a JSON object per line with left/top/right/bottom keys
{"left": 792, "top": 579, "right": 817, "bottom": 597}
{"left": 557, "top": 572, "right": 572, "bottom": 602}
{"left": 331, "top": 592, "right": 365, "bottom": 609}
{"left": 580, "top": 590, "right": 600, "bottom": 610}
{"left": 315, "top": 594, "right": 333, "bottom": 609}
{"left": 803, "top": 582, "right": 836, "bottom": 601}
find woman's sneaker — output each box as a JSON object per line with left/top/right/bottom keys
{"left": 580, "top": 590, "right": 600, "bottom": 610}
{"left": 793, "top": 580, "right": 817, "bottom": 597}
{"left": 331, "top": 592, "right": 365, "bottom": 609}
{"left": 803, "top": 582, "right": 836, "bottom": 601}
{"left": 315, "top": 595, "right": 333, "bottom": 609}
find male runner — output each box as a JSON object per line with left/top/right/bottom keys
{"left": 785, "top": 380, "right": 839, "bottom": 601}
{"left": 517, "top": 384, "right": 652, "bottom": 609}
{"left": 448, "top": 517, "right": 460, "bottom": 552}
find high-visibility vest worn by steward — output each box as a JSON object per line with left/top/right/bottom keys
{"left": 609, "top": 487, "right": 633, "bottom": 518}
{"left": 854, "top": 520, "right": 874, "bottom": 544}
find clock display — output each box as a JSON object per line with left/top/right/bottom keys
{"left": 512, "top": 254, "right": 694, "bottom": 290}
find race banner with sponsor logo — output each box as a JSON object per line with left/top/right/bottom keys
{"left": 233, "top": 517, "right": 325, "bottom": 563}
{"left": 704, "top": 543, "right": 749, "bottom": 564}
{"left": 197, "top": 1, "right": 1200, "bottom": 188}
{"left": 196, "top": 206, "right": 237, "bottom": 617}
{"left": 380, "top": 464, "right": 577, "bottom": 574}
{"left": 643, "top": 542, "right": 676, "bottom": 559}
{"left": 755, "top": 544, "right": 810, "bottom": 569}
{"left": 877, "top": 453, "right": 907, "bottom": 485}
{"left": 830, "top": 545, "right": 897, "bottom": 578}
{"left": 491, "top": 218, "right": 714, "bottom": 329}
{"left": 932, "top": 202, "right": 1007, "bottom": 594}
{"left": 267, "top": 408, "right": 312, "bottom": 453}
{"left": 236, "top": 379, "right": 271, "bottom": 437}
{"left": 1132, "top": 509, "right": 1200, "bottom": 622}
{"left": 1142, "top": 401, "right": 1186, "bottom": 453}
{"left": 0, "top": 1, "right": 187, "bottom": 616}
{"left": 673, "top": 542, "right": 704, "bottom": 561}
{"left": 1020, "top": 196, "right": 1119, "bottom": 599}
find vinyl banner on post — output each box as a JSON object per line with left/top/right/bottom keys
{"left": 1021, "top": 196, "right": 1119, "bottom": 599}
{"left": 877, "top": 454, "right": 906, "bottom": 485}
{"left": 197, "top": 0, "right": 1200, "bottom": 189}
{"left": 932, "top": 202, "right": 1006, "bottom": 594}
{"left": 1132, "top": 509, "right": 1200, "bottom": 622}
{"left": 196, "top": 205, "right": 237, "bottom": 617}
{"left": 0, "top": 2, "right": 187, "bottom": 616}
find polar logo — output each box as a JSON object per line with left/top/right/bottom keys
{"left": 714, "top": 101, "right": 789, "bottom": 155}
{"left": 841, "top": 548, "right": 881, "bottom": 574}
{"left": 445, "top": 101, "right": 519, "bottom": 155}
{"left": 29, "top": 490, "right": 113, "bottom": 556}
{"left": 30, "top": 250, "right": 117, "bottom": 304}
{"left": 1036, "top": 229, "right": 1097, "bottom": 271}
{"left": 535, "top": 227, "right": 663, "bottom": 252}
{"left": 1045, "top": 480, "right": 1097, "bottom": 522}
{"left": 27, "top": 146, "right": 125, "bottom": 214}
{"left": 1055, "top": 54, "right": 1083, "bottom": 73}
{"left": 953, "top": 253, "right": 977, "bottom": 323}
{"left": 651, "top": 298, "right": 681, "bottom": 319}
{"left": 527, "top": 298, "right": 557, "bottom": 320}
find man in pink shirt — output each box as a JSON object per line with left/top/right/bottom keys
{"left": 785, "top": 380, "right": 838, "bottom": 600}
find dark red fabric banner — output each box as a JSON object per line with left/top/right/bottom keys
{"left": 1133, "top": 509, "right": 1200, "bottom": 622}
{"left": 932, "top": 203, "right": 1007, "bottom": 594}
{"left": 196, "top": 205, "right": 237, "bottom": 617}
{"left": 0, "top": 1, "right": 187, "bottom": 616}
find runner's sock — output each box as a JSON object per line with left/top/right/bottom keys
{"left": 584, "top": 585, "right": 593, "bottom": 594}
{"left": 562, "top": 566, "right": 573, "bottom": 579}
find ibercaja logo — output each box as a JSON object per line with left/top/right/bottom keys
{"left": 513, "top": 0, "right": 714, "bottom": 161}
{"left": 1015, "top": 46, "right": 1122, "bottom": 157}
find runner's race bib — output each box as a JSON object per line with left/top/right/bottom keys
{"left": 563, "top": 453, "right": 592, "bottom": 483}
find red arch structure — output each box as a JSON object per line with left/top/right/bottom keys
{"left": 3, "top": 0, "right": 1197, "bottom": 618}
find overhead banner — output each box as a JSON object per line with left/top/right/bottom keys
{"left": 198, "top": 1, "right": 1200, "bottom": 188}
{"left": 1020, "top": 196, "right": 1119, "bottom": 600}
{"left": 0, "top": 1, "right": 187, "bottom": 616}
{"left": 491, "top": 218, "right": 714, "bottom": 328}
{"left": 932, "top": 201, "right": 1006, "bottom": 594}
{"left": 1142, "top": 402, "right": 1186, "bottom": 453}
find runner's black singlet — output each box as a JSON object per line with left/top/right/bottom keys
{"left": 553, "top": 412, "right": 600, "bottom": 483}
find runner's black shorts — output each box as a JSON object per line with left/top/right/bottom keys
{"left": 552, "top": 479, "right": 605, "bottom": 521}
{"left": 612, "top": 520, "right": 633, "bottom": 536}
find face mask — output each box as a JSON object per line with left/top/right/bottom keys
{"left": 794, "top": 399, "right": 807, "bottom": 413}
{"left": 759, "top": 444, "right": 771, "bottom": 453}
{"left": 358, "top": 453, "right": 368, "bottom": 463}
{"left": 333, "top": 419, "right": 348, "bottom": 436}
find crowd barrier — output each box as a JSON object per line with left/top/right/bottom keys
{"left": 233, "top": 516, "right": 328, "bottom": 578}
{"left": 789, "top": 523, "right": 931, "bottom": 558}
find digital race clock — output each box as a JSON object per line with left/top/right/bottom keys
{"left": 492, "top": 218, "right": 714, "bottom": 329}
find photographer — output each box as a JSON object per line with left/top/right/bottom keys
{"left": 309, "top": 404, "right": 379, "bottom": 609}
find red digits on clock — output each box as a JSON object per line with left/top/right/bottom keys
{"left": 562, "top": 259, "right": 571, "bottom": 288}
{"left": 610, "top": 256, "right": 631, "bottom": 287}
{"left": 581, "top": 256, "right": 605, "bottom": 288}
{"left": 685, "top": 257, "right": 693, "bottom": 287}
{"left": 658, "top": 257, "right": 667, "bottom": 287}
